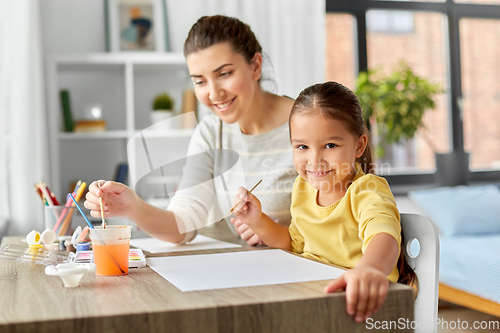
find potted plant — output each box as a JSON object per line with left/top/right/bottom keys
{"left": 355, "top": 62, "right": 468, "bottom": 185}
{"left": 150, "top": 92, "right": 176, "bottom": 128}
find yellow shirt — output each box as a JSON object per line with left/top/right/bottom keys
{"left": 289, "top": 164, "right": 401, "bottom": 282}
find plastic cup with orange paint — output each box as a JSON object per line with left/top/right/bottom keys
{"left": 89, "top": 225, "right": 132, "bottom": 276}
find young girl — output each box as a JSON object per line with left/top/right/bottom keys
{"left": 232, "top": 81, "right": 414, "bottom": 323}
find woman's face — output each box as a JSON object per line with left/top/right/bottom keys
{"left": 186, "top": 42, "right": 262, "bottom": 124}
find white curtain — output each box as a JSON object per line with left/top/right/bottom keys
{"left": 166, "top": 0, "right": 325, "bottom": 101}
{"left": 0, "top": 0, "right": 49, "bottom": 239}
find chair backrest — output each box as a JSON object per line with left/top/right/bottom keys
{"left": 400, "top": 213, "right": 440, "bottom": 333}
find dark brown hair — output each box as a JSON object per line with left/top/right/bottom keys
{"left": 184, "top": 15, "right": 262, "bottom": 64}
{"left": 289, "top": 81, "right": 374, "bottom": 174}
{"left": 397, "top": 248, "right": 417, "bottom": 287}
{"left": 290, "top": 81, "right": 417, "bottom": 287}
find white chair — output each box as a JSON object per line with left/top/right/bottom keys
{"left": 400, "top": 213, "right": 440, "bottom": 333}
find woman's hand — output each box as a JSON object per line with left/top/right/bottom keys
{"left": 84, "top": 180, "right": 140, "bottom": 220}
{"left": 230, "top": 218, "right": 263, "bottom": 246}
{"left": 323, "top": 266, "right": 389, "bottom": 323}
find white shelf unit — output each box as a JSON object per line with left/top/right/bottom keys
{"left": 47, "top": 53, "right": 194, "bottom": 201}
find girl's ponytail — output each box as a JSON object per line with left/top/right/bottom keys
{"left": 397, "top": 244, "right": 418, "bottom": 288}
{"left": 356, "top": 124, "right": 374, "bottom": 174}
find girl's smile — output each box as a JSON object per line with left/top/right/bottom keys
{"left": 307, "top": 169, "right": 332, "bottom": 177}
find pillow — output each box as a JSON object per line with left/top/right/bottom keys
{"left": 408, "top": 185, "right": 500, "bottom": 237}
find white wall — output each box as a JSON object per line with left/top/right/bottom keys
{"left": 40, "top": 0, "right": 107, "bottom": 54}
{"left": 40, "top": 0, "right": 325, "bottom": 99}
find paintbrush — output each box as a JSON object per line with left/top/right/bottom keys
{"left": 98, "top": 182, "right": 106, "bottom": 229}
{"left": 220, "top": 179, "right": 263, "bottom": 221}
{"left": 99, "top": 197, "right": 106, "bottom": 229}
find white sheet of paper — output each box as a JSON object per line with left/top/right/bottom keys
{"left": 130, "top": 235, "right": 241, "bottom": 253}
{"left": 146, "top": 249, "right": 345, "bottom": 292}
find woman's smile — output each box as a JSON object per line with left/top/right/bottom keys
{"left": 214, "top": 97, "right": 236, "bottom": 112}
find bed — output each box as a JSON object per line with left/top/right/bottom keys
{"left": 395, "top": 186, "right": 500, "bottom": 318}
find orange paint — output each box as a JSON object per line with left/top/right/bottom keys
{"left": 93, "top": 242, "right": 129, "bottom": 276}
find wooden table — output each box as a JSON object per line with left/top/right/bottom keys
{"left": 0, "top": 221, "right": 415, "bottom": 333}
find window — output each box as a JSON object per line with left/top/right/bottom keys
{"left": 367, "top": 10, "right": 414, "bottom": 33}
{"left": 460, "top": 18, "right": 500, "bottom": 170}
{"left": 454, "top": 0, "right": 500, "bottom": 3}
{"left": 378, "top": 0, "right": 445, "bottom": 2}
{"left": 366, "top": 10, "right": 450, "bottom": 174}
{"left": 325, "top": 13, "right": 357, "bottom": 90}
{"left": 326, "top": 0, "right": 500, "bottom": 183}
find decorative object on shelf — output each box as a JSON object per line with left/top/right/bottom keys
{"left": 150, "top": 92, "right": 175, "bottom": 128}
{"left": 180, "top": 89, "right": 198, "bottom": 129}
{"left": 73, "top": 120, "right": 107, "bottom": 132}
{"left": 83, "top": 104, "right": 103, "bottom": 120}
{"left": 105, "top": 0, "right": 166, "bottom": 52}
{"left": 114, "top": 162, "right": 129, "bottom": 184}
{"left": 59, "top": 90, "right": 74, "bottom": 132}
{"left": 74, "top": 103, "right": 106, "bottom": 132}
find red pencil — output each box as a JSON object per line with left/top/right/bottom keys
{"left": 42, "top": 183, "right": 59, "bottom": 205}
{"left": 50, "top": 192, "right": 60, "bottom": 205}
{"left": 44, "top": 183, "right": 60, "bottom": 205}
{"left": 34, "top": 184, "right": 43, "bottom": 201}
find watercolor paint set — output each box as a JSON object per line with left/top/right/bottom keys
{"left": 73, "top": 248, "right": 146, "bottom": 268}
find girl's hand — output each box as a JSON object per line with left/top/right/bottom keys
{"left": 231, "top": 187, "right": 263, "bottom": 228}
{"left": 230, "top": 218, "right": 263, "bottom": 246}
{"left": 84, "top": 180, "right": 139, "bottom": 220}
{"left": 324, "top": 266, "right": 389, "bottom": 323}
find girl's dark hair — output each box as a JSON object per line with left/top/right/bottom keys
{"left": 397, "top": 247, "right": 417, "bottom": 287}
{"left": 289, "top": 81, "right": 374, "bottom": 174}
{"left": 290, "top": 81, "right": 417, "bottom": 287}
{"left": 184, "top": 15, "right": 262, "bottom": 64}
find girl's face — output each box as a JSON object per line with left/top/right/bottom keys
{"left": 186, "top": 42, "right": 262, "bottom": 124}
{"left": 290, "top": 112, "right": 367, "bottom": 194}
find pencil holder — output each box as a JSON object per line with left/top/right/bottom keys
{"left": 44, "top": 206, "right": 76, "bottom": 237}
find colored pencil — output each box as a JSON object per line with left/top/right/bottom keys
{"left": 53, "top": 180, "right": 81, "bottom": 234}
{"left": 74, "top": 182, "right": 86, "bottom": 202}
{"left": 34, "top": 184, "right": 43, "bottom": 200}
{"left": 38, "top": 182, "right": 54, "bottom": 206}
{"left": 60, "top": 182, "right": 86, "bottom": 236}
{"left": 43, "top": 182, "right": 60, "bottom": 206}
{"left": 58, "top": 207, "right": 74, "bottom": 236}
{"left": 53, "top": 193, "right": 73, "bottom": 233}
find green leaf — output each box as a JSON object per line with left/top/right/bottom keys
{"left": 354, "top": 61, "right": 443, "bottom": 157}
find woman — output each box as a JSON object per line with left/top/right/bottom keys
{"left": 84, "top": 15, "right": 296, "bottom": 245}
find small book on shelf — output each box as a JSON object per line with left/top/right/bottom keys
{"left": 114, "top": 163, "right": 129, "bottom": 184}
{"left": 73, "top": 120, "right": 107, "bottom": 132}
{"left": 60, "top": 90, "right": 74, "bottom": 132}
